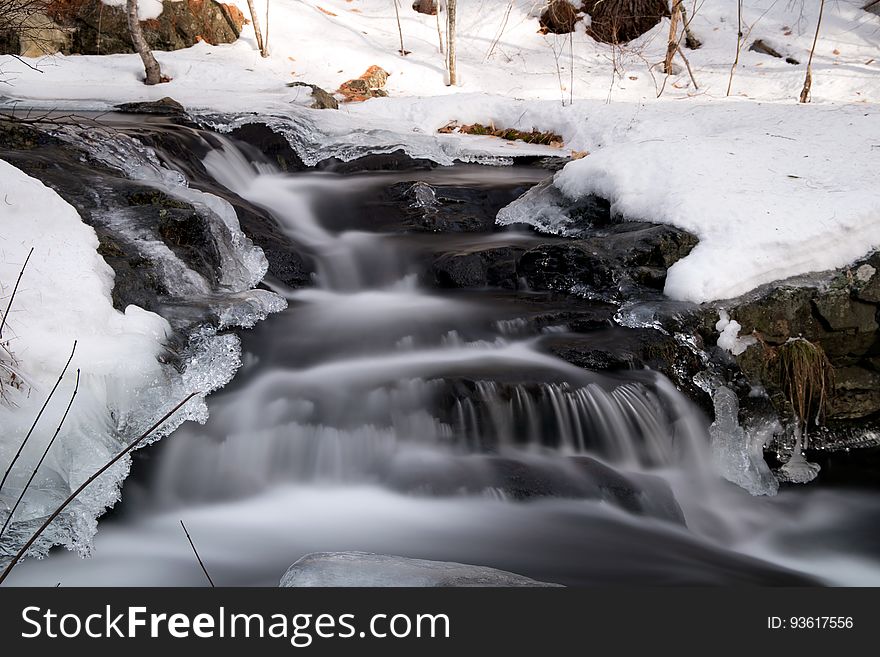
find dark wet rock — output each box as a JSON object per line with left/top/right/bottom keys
{"left": 158, "top": 209, "right": 223, "bottom": 286}
{"left": 48, "top": 0, "right": 244, "bottom": 56}
{"left": 829, "top": 367, "right": 880, "bottom": 420}
{"left": 226, "top": 122, "right": 306, "bottom": 172}
{"left": 387, "top": 181, "right": 535, "bottom": 233}
{"left": 316, "top": 150, "right": 435, "bottom": 173}
{"left": 539, "top": 327, "right": 707, "bottom": 402}
{"left": 286, "top": 82, "right": 339, "bottom": 110}
{"left": 517, "top": 223, "right": 697, "bottom": 296}
{"left": 116, "top": 97, "right": 186, "bottom": 116}
{"left": 431, "top": 253, "right": 488, "bottom": 288}
{"left": 540, "top": 0, "right": 582, "bottom": 34}
{"left": 281, "top": 552, "right": 561, "bottom": 587}
{"left": 430, "top": 246, "right": 525, "bottom": 289}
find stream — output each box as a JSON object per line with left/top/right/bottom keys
{"left": 6, "top": 123, "right": 880, "bottom": 586}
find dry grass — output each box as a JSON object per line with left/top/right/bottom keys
{"left": 438, "top": 121, "right": 564, "bottom": 146}
{"left": 771, "top": 337, "right": 835, "bottom": 430}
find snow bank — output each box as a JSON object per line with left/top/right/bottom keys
{"left": 550, "top": 101, "right": 880, "bottom": 302}
{"left": 0, "top": 160, "right": 246, "bottom": 559}
{"left": 101, "top": 0, "right": 181, "bottom": 21}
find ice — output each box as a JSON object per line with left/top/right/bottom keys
{"left": 496, "top": 177, "right": 605, "bottom": 237}
{"left": 709, "top": 387, "right": 779, "bottom": 496}
{"left": 715, "top": 310, "right": 757, "bottom": 356}
{"left": 280, "top": 551, "right": 561, "bottom": 587}
{"left": 0, "top": 145, "right": 281, "bottom": 561}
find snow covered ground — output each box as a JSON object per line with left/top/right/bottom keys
{"left": 3, "top": 1, "right": 876, "bottom": 303}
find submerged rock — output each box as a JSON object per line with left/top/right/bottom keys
{"left": 280, "top": 552, "right": 562, "bottom": 587}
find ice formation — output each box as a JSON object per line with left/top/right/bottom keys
{"left": 0, "top": 137, "right": 283, "bottom": 561}
{"left": 715, "top": 310, "right": 757, "bottom": 356}
{"left": 708, "top": 387, "right": 779, "bottom": 496}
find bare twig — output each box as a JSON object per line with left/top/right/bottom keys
{"left": 0, "top": 391, "right": 200, "bottom": 585}
{"left": 0, "top": 369, "right": 80, "bottom": 540}
{"left": 677, "top": 45, "right": 698, "bottom": 89}
{"left": 0, "top": 340, "right": 76, "bottom": 495}
{"left": 0, "top": 247, "right": 33, "bottom": 340}
{"left": 180, "top": 520, "right": 215, "bottom": 587}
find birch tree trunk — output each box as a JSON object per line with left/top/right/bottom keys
{"left": 247, "top": 0, "right": 268, "bottom": 57}
{"left": 446, "top": 0, "right": 457, "bottom": 85}
{"left": 126, "top": 0, "right": 162, "bottom": 85}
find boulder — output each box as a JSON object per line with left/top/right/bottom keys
{"left": 286, "top": 82, "right": 339, "bottom": 110}
{"left": 412, "top": 0, "right": 437, "bottom": 15}
{"left": 280, "top": 552, "right": 562, "bottom": 587}
{"left": 43, "top": 0, "right": 245, "bottom": 56}
{"left": 582, "top": 0, "right": 669, "bottom": 44}
{"left": 540, "top": 0, "right": 581, "bottom": 34}
{"left": 115, "top": 96, "right": 186, "bottom": 115}
{"left": 0, "top": 12, "right": 70, "bottom": 57}
{"left": 338, "top": 65, "right": 390, "bottom": 103}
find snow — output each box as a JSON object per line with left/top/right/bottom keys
{"left": 0, "top": 161, "right": 173, "bottom": 556}
{"left": 0, "top": 151, "right": 279, "bottom": 559}
{"left": 100, "top": 0, "right": 181, "bottom": 21}
{"left": 1, "top": 1, "right": 874, "bottom": 303}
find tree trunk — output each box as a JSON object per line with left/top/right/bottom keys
{"left": 126, "top": 0, "right": 162, "bottom": 85}
{"left": 246, "top": 0, "right": 268, "bottom": 57}
{"left": 799, "top": 0, "right": 826, "bottom": 103}
{"left": 446, "top": 0, "right": 457, "bottom": 85}
{"left": 664, "top": 0, "right": 681, "bottom": 75}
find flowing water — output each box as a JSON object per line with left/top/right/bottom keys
{"left": 8, "top": 131, "right": 880, "bottom": 586}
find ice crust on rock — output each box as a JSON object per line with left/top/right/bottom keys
{"left": 0, "top": 139, "right": 282, "bottom": 560}
{"left": 715, "top": 310, "right": 757, "bottom": 356}
{"left": 280, "top": 551, "right": 562, "bottom": 587}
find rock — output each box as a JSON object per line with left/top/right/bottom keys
{"left": 813, "top": 290, "right": 878, "bottom": 333}
{"left": 45, "top": 0, "right": 244, "bottom": 56}
{"left": 855, "top": 256, "right": 880, "bottom": 303}
{"left": 431, "top": 253, "right": 488, "bottom": 288}
{"left": 517, "top": 224, "right": 697, "bottom": 296}
{"left": 338, "top": 65, "right": 390, "bottom": 103}
{"left": 0, "top": 12, "right": 70, "bottom": 57}
{"left": 430, "top": 246, "right": 524, "bottom": 289}
{"left": 540, "top": 0, "right": 581, "bottom": 34}
{"left": 280, "top": 552, "right": 562, "bottom": 587}
{"left": 115, "top": 97, "right": 186, "bottom": 116}
{"left": 226, "top": 122, "right": 306, "bottom": 172}
{"left": 829, "top": 367, "right": 880, "bottom": 420}
{"left": 583, "top": 0, "right": 669, "bottom": 44}
{"left": 286, "top": 82, "right": 338, "bottom": 110}
{"left": 390, "top": 181, "right": 532, "bottom": 233}
{"left": 411, "top": 0, "right": 437, "bottom": 15}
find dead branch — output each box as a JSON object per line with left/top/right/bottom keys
{"left": 180, "top": 520, "right": 215, "bottom": 587}
{"left": 0, "top": 246, "right": 33, "bottom": 340}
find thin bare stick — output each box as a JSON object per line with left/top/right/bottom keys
{"left": 0, "top": 341, "right": 77, "bottom": 495}
{"left": 393, "top": 0, "right": 408, "bottom": 55}
{"left": 434, "top": 4, "right": 446, "bottom": 55}
{"left": 726, "top": 0, "right": 743, "bottom": 96}
{"left": 0, "top": 247, "right": 33, "bottom": 340}
{"left": 0, "top": 391, "right": 200, "bottom": 585}
{"left": 180, "top": 520, "right": 215, "bottom": 587}
{"left": 0, "top": 369, "right": 80, "bottom": 540}
{"left": 799, "top": 0, "right": 826, "bottom": 103}
{"left": 677, "top": 45, "right": 699, "bottom": 89}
